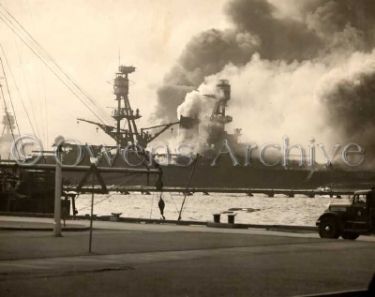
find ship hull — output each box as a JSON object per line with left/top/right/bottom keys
{"left": 58, "top": 150, "right": 375, "bottom": 191}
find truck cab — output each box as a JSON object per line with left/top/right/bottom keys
{"left": 316, "top": 189, "right": 375, "bottom": 240}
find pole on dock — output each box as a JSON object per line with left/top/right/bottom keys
{"left": 53, "top": 144, "right": 63, "bottom": 237}
{"left": 88, "top": 169, "right": 95, "bottom": 253}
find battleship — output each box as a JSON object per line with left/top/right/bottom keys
{"left": 0, "top": 1, "right": 373, "bottom": 214}
{"left": 0, "top": 111, "right": 55, "bottom": 213}
{"left": 0, "top": 62, "right": 375, "bottom": 212}
{"left": 40, "top": 65, "right": 375, "bottom": 193}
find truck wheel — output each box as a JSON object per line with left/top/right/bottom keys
{"left": 319, "top": 217, "right": 340, "bottom": 239}
{"left": 342, "top": 232, "right": 359, "bottom": 240}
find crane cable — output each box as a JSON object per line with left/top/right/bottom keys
{"left": 0, "top": 5, "right": 109, "bottom": 125}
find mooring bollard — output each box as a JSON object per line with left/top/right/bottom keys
{"left": 227, "top": 213, "right": 236, "bottom": 224}
{"left": 110, "top": 212, "right": 122, "bottom": 222}
{"left": 213, "top": 213, "right": 221, "bottom": 223}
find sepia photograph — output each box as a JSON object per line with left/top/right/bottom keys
{"left": 0, "top": 0, "right": 374, "bottom": 296}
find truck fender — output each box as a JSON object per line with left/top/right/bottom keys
{"left": 317, "top": 212, "right": 344, "bottom": 231}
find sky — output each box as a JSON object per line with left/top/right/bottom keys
{"left": 0, "top": 0, "right": 229, "bottom": 147}
{"left": 1, "top": 0, "right": 375, "bottom": 167}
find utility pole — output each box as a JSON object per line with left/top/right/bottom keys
{"left": 54, "top": 142, "right": 63, "bottom": 237}
{"left": 88, "top": 167, "right": 95, "bottom": 253}
{"left": 76, "top": 158, "right": 100, "bottom": 253}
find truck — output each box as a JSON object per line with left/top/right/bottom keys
{"left": 316, "top": 189, "right": 375, "bottom": 240}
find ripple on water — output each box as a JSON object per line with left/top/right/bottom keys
{"left": 75, "top": 193, "right": 351, "bottom": 226}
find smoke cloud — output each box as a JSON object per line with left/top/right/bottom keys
{"left": 153, "top": 28, "right": 259, "bottom": 121}
{"left": 154, "top": 0, "right": 375, "bottom": 164}
{"left": 320, "top": 51, "right": 375, "bottom": 158}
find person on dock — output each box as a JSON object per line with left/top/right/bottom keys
{"left": 158, "top": 195, "right": 165, "bottom": 220}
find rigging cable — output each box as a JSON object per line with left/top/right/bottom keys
{"left": 0, "top": 44, "right": 38, "bottom": 137}
{"left": 177, "top": 155, "right": 199, "bottom": 221}
{"left": 0, "top": 7, "right": 108, "bottom": 125}
{"left": 14, "top": 40, "right": 42, "bottom": 138}
{"left": 0, "top": 4, "right": 109, "bottom": 121}
{"left": 76, "top": 194, "right": 112, "bottom": 212}
{"left": 2, "top": 17, "right": 47, "bottom": 140}
{"left": 0, "top": 11, "right": 106, "bottom": 125}
{"left": 0, "top": 83, "right": 20, "bottom": 158}
{"left": 25, "top": 0, "right": 49, "bottom": 145}
{"left": 168, "top": 192, "right": 181, "bottom": 214}
{"left": 149, "top": 192, "right": 155, "bottom": 219}
{"left": 0, "top": 57, "right": 21, "bottom": 137}
{"left": 0, "top": 4, "right": 108, "bottom": 117}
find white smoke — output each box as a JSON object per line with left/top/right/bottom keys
{"left": 166, "top": 0, "right": 375, "bottom": 166}
{"left": 176, "top": 50, "right": 375, "bottom": 163}
{"left": 176, "top": 84, "right": 219, "bottom": 150}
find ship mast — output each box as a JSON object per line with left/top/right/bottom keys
{"left": 113, "top": 65, "right": 140, "bottom": 146}
{"left": 209, "top": 80, "right": 232, "bottom": 128}
{"left": 0, "top": 83, "right": 16, "bottom": 137}
{"left": 78, "top": 65, "right": 179, "bottom": 148}
{"left": 1, "top": 110, "right": 15, "bottom": 136}
{"left": 205, "top": 80, "right": 236, "bottom": 147}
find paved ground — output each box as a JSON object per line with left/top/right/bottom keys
{"left": 0, "top": 220, "right": 88, "bottom": 231}
{"left": 0, "top": 218, "right": 374, "bottom": 297}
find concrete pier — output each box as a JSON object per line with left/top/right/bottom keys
{"left": 64, "top": 185, "right": 357, "bottom": 198}
{"left": 0, "top": 216, "right": 374, "bottom": 297}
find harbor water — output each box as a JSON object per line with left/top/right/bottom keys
{"left": 75, "top": 192, "right": 350, "bottom": 226}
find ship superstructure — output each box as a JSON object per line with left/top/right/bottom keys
{"left": 0, "top": 60, "right": 373, "bottom": 200}
{"left": 78, "top": 66, "right": 179, "bottom": 148}
{"left": 72, "top": 65, "right": 374, "bottom": 192}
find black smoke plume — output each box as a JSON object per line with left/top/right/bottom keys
{"left": 321, "top": 62, "right": 375, "bottom": 161}
{"left": 153, "top": 0, "right": 375, "bottom": 162}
